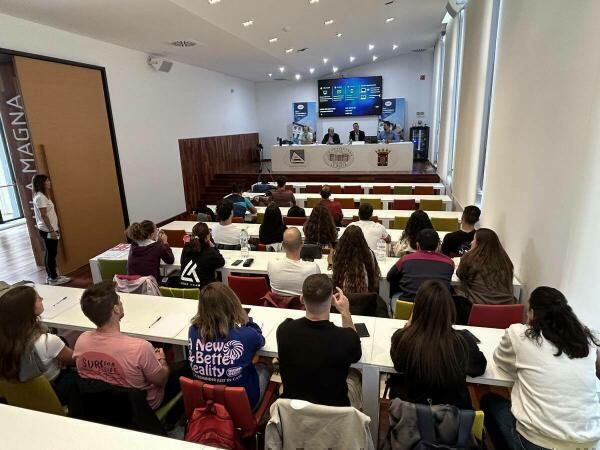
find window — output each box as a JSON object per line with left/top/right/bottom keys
{"left": 0, "top": 120, "right": 23, "bottom": 224}
{"left": 431, "top": 35, "right": 446, "bottom": 167}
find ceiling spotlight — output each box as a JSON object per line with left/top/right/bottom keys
{"left": 242, "top": 20, "right": 254, "bottom": 27}
{"left": 285, "top": 48, "right": 294, "bottom": 53}
{"left": 295, "top": 74, "right": 301, "bottom": 80}
{"left": 208, "top": 0, "right": 221, "bottom": 4}
{"left": 269, "top": 37, "right": 278, "bottom": 43}
{"left": 309, "top": 67, "right": 315, "bottom": 74}
{"left": 323, "top": 57, "right": 328, "bottom": 64}
{"left": 332, "top": 66, "right": 338, "bottom": 73}
{"left": 268, "top": 73, "right": 273, "bottom": 78}
{"left": 309, "top": 0, "right": 319, "bottom": 3}
{"left": 336, "top": 33, "right": 343, "bottom": 38}
{"left": 393, "top": 44, "right": 398, "bottom": 50}
{"left": 324, "top": 19, "right": 334, "bottom": 26}
{"left": 369, "top": 44, "right": 375, "bottom": 51}
{"left": 372, "top": 55, "right": 378, "bottom": 61}
{"left": 279, "top": 66, "right": 285, "bottom": 72}
{"left": 349, "top": 56, "right": 355, "bottom": 62}
{"left": 386, "top": 17, "right": 395, "bottom": 23}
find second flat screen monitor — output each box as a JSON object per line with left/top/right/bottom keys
{"left": 318, "top": 76, "right": 382, "bottom": 117}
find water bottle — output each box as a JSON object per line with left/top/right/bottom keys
{"left": 376, "top": 235, "right": 387, "bottom": 261}
{"left": 240, "top": 228, "right": 250, "bottom": 259}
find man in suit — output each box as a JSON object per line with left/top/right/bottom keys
{"left": 349, "top": 122, "right": 365, "bottom": 142}
{"left": 322, "top": 127, "right": 341, "bottom": 145}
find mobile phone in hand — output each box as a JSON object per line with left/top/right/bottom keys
{"left": 355, "top": 323, "right": 370, "bottom": 338}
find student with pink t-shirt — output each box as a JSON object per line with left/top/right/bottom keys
{"left": 73, "top": 281, "right": 189, "bottom": 411}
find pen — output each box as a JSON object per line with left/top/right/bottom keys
{"left": 52, "top": 296, "right": 68, "bottom": 307}
{"left": 148, "top": 316, "right": 162, "bottom": 328}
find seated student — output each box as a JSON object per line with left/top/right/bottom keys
{"left": 286, "top": 204, "right": 306, "bottom": 218}
{"left": 388, "top": 280, "right": 486, "bottom": 409}
{"left": 127, "top": 220, "right": 174, "bottom": 283}
{"left": 0, "top": 284, "right": 76, "bottom": 404}
{"left": 303, "top": 204, "right": 338, "bottom": 249}
{"left": 322, "top": 127, "right": 341, "bottom": 145}
{"left": 387, "top": 229, "right": 454, "bottom": 302}
{"left": 350, "top": 203, "right": 391, "bottom": 253}
{"left": 223, "top": 184, "right": 257, "bottom": 217}
{"left": 441, "top": 205, "right": 481, "bottom": 257}
{"left": 259, "top": 204, "right": 287, "bottom": 246}
{"left": 270, "top": 177, "right": 296, "bottom": 207}
{"left": 318, "top": 185, "right": 343, "bottom": 226}
{"left": 276, "top": 275, "right": 362, "bottom": 407}
{"left": 267, "top": 228, "right": 320, "bottom": 296}
{"left": 193, "top": 202, "right": 216, "bottom": 222}
{"left": 251, "top": 176, "right": 275, "bottom": 194}
{"left": 482, "top": 287, "right": 600, "bottom": 450}
{"left": 392, "top": 210, "right": 433, "bottom": 256}
{"left": 332, "top": 225, "right": 380, "bottom": 294}
{"left": 187, "top": 283, "right": 270, "bottom": 410}
{"left": 73, "top": 282, "right": 189, "bottom": 411}
{"left": 298, "top": 126, "right": 314, "bottom": 145}
{"left": 211, "top": 202, "right": 242, "bottom": 248}
{"left": 179, "top": 222, "right": 225, "bottom": 288}
{"left": 456, "top": 228, "right": 515, "bottom": 305}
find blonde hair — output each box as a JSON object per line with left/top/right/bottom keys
{"left": 191, "top": 283, "right": 246, "bottom": 341}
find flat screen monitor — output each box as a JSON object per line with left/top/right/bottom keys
{"left": 318, "top": 76, "right": 382, "bottom": 117}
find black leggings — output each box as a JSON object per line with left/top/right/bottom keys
{"left": 39, "top": 229, "right": 58, "bottom": 279}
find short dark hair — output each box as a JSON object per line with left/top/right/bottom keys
{"left": 80, "top": 281, "right": 119, "bottom": 327}
{"left": 358, "top": 203, "right": 373, "bottom": 220}
{"left": 231, "top": 183, "right": 242, "bottom": 194}
{"left": 260, "top": 176, "right": 269, "bottom": 184}
{"left": 384, "top": 121, "right": 392, "bottom": 127}
{"left": 320, "top": 185, "right": 331, "bottom": 199}
{"left": 416, "top": 228, "right": 440, "bottom": 251}
{"left": 302, "top": 274, "right": 333, "bottom": 306}
{"left": 353, "top": 122, "right": 359, "bottom": 126}
{"left": 276, "top": 176, "right": 287, "bottom": 188}
{"left": 462, "top": 205, "right": 481, "bottom": 226}
{"left": 32, "top": 174, "right": 48, "bottom": 195}
{"left": 216, "top": 202, "right": 233, "bottom": 221}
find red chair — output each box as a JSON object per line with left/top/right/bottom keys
{"left": 329, "top": 185, "right": 342, "bottom": 194}
{"left": 257, "top": 243, "right": 267, "bottom": 251}
{"left": 391, "top": 199, "right": 417, "bottom": 210}
{"left": 232, "top": 217, "right": 244, "bottom": 223}
{"left": 261, "top": 291, "right": 304, "bottom": 310}
{"left": 227, "top": 275, "right": 269, "bottom": 306}
{"left": 284, "top": 216, "right": 307, "bottom": 226}
{"left": 371, "top": 186, "right": 392, "bottom": 195}
{"left": 467, "top": 304, "right": 524, "bottom": 329}
{"left": 179, "top": 377, "right": 279, "bottom": 441}
{"left": 413, "top": 186, "right": 435, "bottom": 195}
{"left": 305, "top": 185, "right": 322, "bottom": 193}
{"left": 342, "top": 186, "right": 363, "bottom": 194}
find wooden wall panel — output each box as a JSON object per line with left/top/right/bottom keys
{"left": 179, "top": 133, "right": 258, "bottom": 211}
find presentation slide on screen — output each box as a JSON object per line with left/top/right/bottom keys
{"left": 318, "top": 76, "right": 382, "bottom": 117}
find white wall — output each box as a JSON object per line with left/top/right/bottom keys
{"left": 0, "top": 13, "right": 258, "bottom": 223}
{"left": 256, "top": 52, "right": 434, "bottom": 158}
{"left": 481, "top": 0, "right": 600, "bottom": 330}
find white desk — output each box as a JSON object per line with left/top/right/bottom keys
{"left": 286, "top": 181, "right": 446, "bottom": 195}
{"left": 272, "top": 143, "right": 414, "bottom": 173}
{"left": 0, "top": 403, "right": 221, "bottom": 450}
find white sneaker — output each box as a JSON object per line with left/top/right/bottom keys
{"left": 48, "top": 276, "right": 71, "bottom": 286}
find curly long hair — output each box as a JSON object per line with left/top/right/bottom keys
{"left": 332, "top": 225, "right": 380, "bottom": 293}
{"left": 458, "top": 228, "right": 513, "bottom": 291}
{"left": 400, "top": 210, "right": 433, "bottom": 249}
{"left": 303, "top": 204, "right": 338, "bottom": 246}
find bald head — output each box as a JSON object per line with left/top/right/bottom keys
{"left": 283, "top": 227, "right": 303, "bottom": 256}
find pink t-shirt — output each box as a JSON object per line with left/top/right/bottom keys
{"left": 73, "top": 330, "right": 164, "bottom": 409}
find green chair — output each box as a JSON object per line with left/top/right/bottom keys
{"left": 155, "top": 392, "right": 183, "bottom": 423}
{"left": 98, "top": 259, "right": 128, "bottom": 282}
{"left": 360, "top": 198, "right": 382, "bottom": 210}
{"left": 159, "top": 286, "right": 200, "bottom": 300}
{"left": 419, "top": 199, "right": 444, "bottom": 211}
{"left": 472, "top": 410, "right": 485, "bottom": 441}
{"left": 0, "top": 375, "right": 66, "bottom": 416}
{"left": 431, "top": 217, "right": 460, "bottom": 232}
{"left": 392, "top": 216, "right": 409, "bottom": 229}
{"left": 256, "top": 212, "right": 264, "bottom": 224}
{"left": 393, "top": 186, "right": 412, "bottom": 195}
{"left": 394, "top": 300, "right": 414, "bottom": 320}
{"left": 306, "top": 197, "right": 321, "bottom": 208}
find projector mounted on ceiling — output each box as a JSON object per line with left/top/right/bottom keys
{"left": 147, "top": 56, "right": 173, "bottom": 73}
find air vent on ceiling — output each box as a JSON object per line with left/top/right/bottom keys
{"left": 273, "top": 77, "right": 287, "bottom": 81}
{"left": 297, "top": 48, "right": 309, "bottom": 53}
{"left": 412, "top": 48, "right": 427, "bottom": 52}
{"left": 170, "top": 40, "right": 198, "bottom": 47}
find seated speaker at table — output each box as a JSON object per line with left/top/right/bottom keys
{"left": 378, "top": 121, "right": 399, "bottom": 143}
{"left": 322, "top": 127, "right": 341, "bottom": 145}
{"left": 349, "top": 122, "right": 365, "bottom": 142}
{"left": 298, "top": 126, "right": 314, "bottom": 145}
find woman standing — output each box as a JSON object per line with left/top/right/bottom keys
{"left": 32, "top": 174, "right": 70, "bottom": 285}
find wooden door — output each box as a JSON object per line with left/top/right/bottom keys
{"left": 14, "top": 56, "right": 126, "bottom": 274}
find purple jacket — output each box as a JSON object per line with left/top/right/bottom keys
{"left": 127, "top": 241, "right": 174, "bottom": 282}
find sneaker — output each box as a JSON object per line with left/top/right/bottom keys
{"left": 47, "top": 276, "right": 71, "bottom": 286}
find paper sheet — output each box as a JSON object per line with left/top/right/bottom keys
{"left": 146, "top": 312, "right": 191, "bottom": 338}
{"left": 41, "top": 295, "right": 80, "bottom": 320}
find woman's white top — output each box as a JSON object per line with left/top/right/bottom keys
{"left": 33, "top": 333, "right": 65, "bottom": 381}
{"left": 33, "top": 192, "right": 58, "bottom": 232}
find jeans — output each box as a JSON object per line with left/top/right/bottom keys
{"left": 481, "top": 393, "right": 550, "bottom": 450}
{"left": 39, "top": 229, "right": 58, "bottom": 279}
{"left": 51, "top": 368, "right": 78, "bottom": 405}
{"left": 254, "top": 362, "right": 272, "bottom": 410}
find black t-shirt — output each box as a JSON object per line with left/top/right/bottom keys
{"left": 276, "top": 317, "right": 362, "bottom": 406}
{"left": 441, "top": 230, "right": 476, "bottom": 257}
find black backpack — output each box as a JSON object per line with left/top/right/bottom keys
{"left": 414, "top": 404, "right": 475, "bottom": 449}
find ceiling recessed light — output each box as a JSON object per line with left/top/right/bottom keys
{"left": 309, "top": 67, "right": 315, "bottom": 74}
{"left": 269, "top": 37, "right": 278, "bottom": 43}
{"left": 393, "top": 44, "right": 398, "bottom": 50}
{"left": 324, "top": 19, "right": 334, "bottom": 26}
{"left": 295, "top": 74, "right": 301, "bottom": 80}
{"left": 208, "top": 0, "right": 221, "bottom": 4}
{"left": 372, "top": 55, "right": 378, "bottom": 61}
{"left": 332, "top": 66, "right": 338, "bottom": 73}
{"left": 336, "top": 33, "right": 343, "bottom": 38}
{"left": 285, "top": 48, "right": 294, "bottom": 53}
{"left": 268, "top": 73, "right": 272, "bottom": 78}
{"left": 242, "top": 20, "right": 254, "bottom": 27}
{"left": 279, "top": 66, "right": 285, "bottom": 72}
{"left": 309, "top": 0, "right": 319, "bottom": 3}
{"left": 386, "top": 17, "right": 395, "bottom": 23}
{"left": 323, "top": 57, "right": 328, "bottom": 64}
{"left": 349, "top": 56, "right": 355, "bottom": 62}
{"left": 369, "top": 44, "right": 375, "bottom": 51}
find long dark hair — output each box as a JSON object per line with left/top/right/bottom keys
{"left": 303, "top": 204, "right": 338, "bottom": 246}
{"left": 525, "top": 287, "right": 599, "bottom": 358}
{"left": 259, "top": 204, "right": 286, "bottom": 243}
{"left": 459, "top": 228, "right": 513, "bottom": 291}
{"left": 401, "top": 210, "right": 433, "bottom": 249}
{"left": 32, "top": 174, "right": 48, "bottom": 195}
{"left": 184, "top": 222, "right": 211, "bottom": 254}
{"left": 391, "top": 280, "right": 468, "bottom": 387}
{"left": 0, "top": 286, "right": 46, "bottom": 380}
{"left": 332, "top": 226, "right": 380, "bottom": 293}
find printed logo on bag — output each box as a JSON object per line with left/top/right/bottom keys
{"left": 324, "top": 147, "right": 354, "bottom": 168}
{"left": 289, "top": 149, "right": 306, "bottom": 165}
{"left": 376, "top": 148, "right": 390, "bottom": 167}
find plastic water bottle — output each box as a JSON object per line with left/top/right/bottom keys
{"left": 240, "top": 228, "right": 250, "bottom": 259}
{"left": 376, "top": 235, "right": 387, "bottom": 261}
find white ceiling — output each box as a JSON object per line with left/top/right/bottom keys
{"left": 0, "top": 0, "right": 446, "bottom": 82}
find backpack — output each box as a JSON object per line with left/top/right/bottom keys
{"left": 185, "top": 400, "right": 244, "bottom": 450}
{"left": 414, "top": 403, "right": 475, "bottom": 449}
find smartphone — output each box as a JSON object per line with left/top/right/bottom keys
{"left": 243, "top": 258, "right": 254, "bottom": 267}
{"left": 232, "top": 259, "right": 243, "bottom": 266}
{"left": 355, "top": 323, "right": 370, "bottom": 338}
{"left": 462, "top": 329, "right": 481, "bottom": 344}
